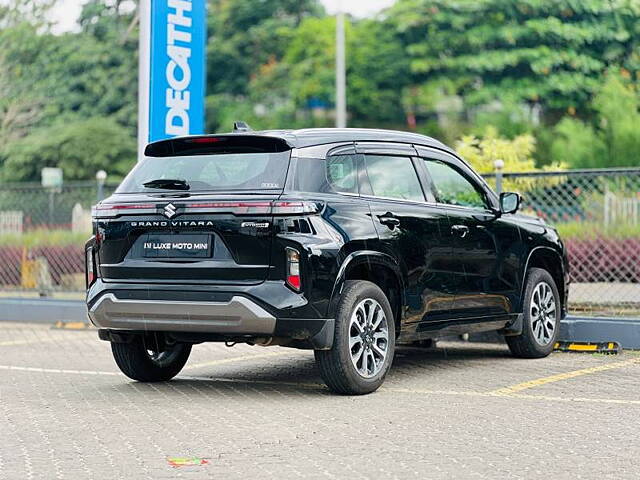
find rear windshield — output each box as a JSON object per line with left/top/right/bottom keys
{"left": 116, "top": 151, "right": 291, "bottom": 193}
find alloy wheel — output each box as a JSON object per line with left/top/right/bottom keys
{"left": 348, "top": 298, "right": 389, "bottom": 378}
{"left": 530, "top": 281, "right": 557, "bottom": 346}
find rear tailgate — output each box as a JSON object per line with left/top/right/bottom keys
{"left": 94, "top": 135, "right": 293, "bottom": 285}
{"left": 95, "top": 195, "right": 279, "bottom": 285}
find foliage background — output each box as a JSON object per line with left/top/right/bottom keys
{"left": 0, "top": 0, "right": 639, "bottom": 182}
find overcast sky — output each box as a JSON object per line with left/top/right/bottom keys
{"left": 49, "top": 0, "right": 397, "bottom": 33}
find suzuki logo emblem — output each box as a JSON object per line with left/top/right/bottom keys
{"left": 163, "top": 203, "right": 177, "bottom": 218}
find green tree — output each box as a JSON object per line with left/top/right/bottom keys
{"left": 550, "top": 71, "right": 640, "bottom": 168}
{"left": 389, "top": 0, "right": 640, "bottom": 118}
{"left": 550, "top": 118, "right": 606, "bottom": 169}
{"left": 206, "top": 0, "right": 323, "bottom": 97}
{"left": 2, "top": 117, "right": 136, "bottom": 182}
{"left": 235, "top": 15, "right": 411, "bottom": 130}
{"left": 593, "top": 71, "right": 640, "bottom": 166}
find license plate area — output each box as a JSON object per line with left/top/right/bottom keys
{"left": 142, "top": 234, "right": 212, "bottom": 259}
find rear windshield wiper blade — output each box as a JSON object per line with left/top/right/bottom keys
{"left": 142, "top": 179, "right": 190, "bottom": 191}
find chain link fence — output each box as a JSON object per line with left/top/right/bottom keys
{"left": 1, "top": 169, "right": 639, "bottom": 317}
{"left": 484, "top": 167, "right": 640, "bottom": 318}
{"left": 0, "top": 182, "right": 117, "bottom": 295}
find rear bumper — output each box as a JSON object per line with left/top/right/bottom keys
{"left": 87, "top": 284, "right": 334, "bottom": 349}
{"left": 89, "top": 293, "right": 277, "bottom": 334}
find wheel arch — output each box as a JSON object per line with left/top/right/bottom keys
{"left": 522, "top": 246, "right": 566, "bottom": 312}
{"left": 329, "top": 251, "right": 404, "bottom": 335}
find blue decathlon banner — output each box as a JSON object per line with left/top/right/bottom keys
{"left": 148, "top": 0, "right": 207, "bottom": 143}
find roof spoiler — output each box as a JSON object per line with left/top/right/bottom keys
{"left": 144, "top": 134, "right": 291, "bottom": 157}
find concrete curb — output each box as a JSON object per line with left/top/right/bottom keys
{"left": 458, "top": 316, "right": 640, "bottom": 350}
{"left": 560, "top": 316, "right": 640, "bottom": 350}
{"left": 0, "top": 298, "right": 87, "bottom": 324}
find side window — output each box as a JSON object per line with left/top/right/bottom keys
{"left": 363, "top": 155, "right": 424, "bottom": 202}
{"left": 293, "top": 155, "right": 359, "bottom": 194}
{"left": 424, "top": 159, "right": 487, "bottom": 209}
{"left": 326, "top": 155, "right": 358, "bottom": 193}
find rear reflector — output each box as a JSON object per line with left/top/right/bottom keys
{"left": 286, "top": 248, "right": 301, "bottom": 291}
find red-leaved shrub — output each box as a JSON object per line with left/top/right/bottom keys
{"left": 566, "top": 237, "right": 640, "bottom": 283}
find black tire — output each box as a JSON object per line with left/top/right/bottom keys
{"left": 111, "top": 336, "right": 191, "bottom": 382}
{"left": 507, "top": 267, "right": 561, "bottom": 359}
{"left": 315, "top": 280, "right": 396, "bottom": 395}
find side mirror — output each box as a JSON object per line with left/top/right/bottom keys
{"left": 500, "top": 192, "right": 521, "bottom": 214}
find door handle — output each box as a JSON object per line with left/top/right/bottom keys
{"left": 378, "top": 212, "right": 400, "bottom": 229}
{"left": 451, "top": 225, "right": 469, "bottom": 238}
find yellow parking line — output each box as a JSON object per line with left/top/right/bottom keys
{"left": 52, "top": 321, "right": 91, "bottom": 330}
{"left": 504, "top": 393, "right": 640, "bottom": 406}
{"left": 490, "top": 357, "right": 640, "bottom": 395}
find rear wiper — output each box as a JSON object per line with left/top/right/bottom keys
{"left": 142, "top": 178, "right": 190, "bottom": 191}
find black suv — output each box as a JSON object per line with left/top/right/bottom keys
{"left": 86, "top": 127, "right": 569, "bottom": 395}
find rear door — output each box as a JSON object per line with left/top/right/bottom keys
{"left": 94, "top": 135, "right": 291, "bottom": 285}
{"left": 357, "top": 143, "right": 456, "bottom": 321}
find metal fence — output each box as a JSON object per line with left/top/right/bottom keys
{"left": 484, "top": 167, "right": 640, "bottom": 318}
{"left": 1, "top": 169, "right": 639, "bottom": 317}
{"left": 0, "top": 182, "right": 117, "bottom": 294}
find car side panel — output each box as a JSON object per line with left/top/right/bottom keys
{"left": 366, "top": 198, "right": 456, "bottom": 321}
{"left": 274, "top": 192, "right": 380, "bottom": 319}
{"left": 442, "top": 207, "right": 524, "bottom": 317}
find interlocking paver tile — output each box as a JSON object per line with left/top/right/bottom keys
{"left": 1, "top": 322, "right": 639, "bottom": 479}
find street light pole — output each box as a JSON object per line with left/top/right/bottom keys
{"left": 335, "top": 11, "right": 347, "bottom": 128}
{"left": 137, "top": 0, "right": 151, "bottom": 161}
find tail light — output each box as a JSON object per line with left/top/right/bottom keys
{"left": 92, "top": 203, "right": 155, "bottom": 218}
{"left": 92, "top": 201, "right": 321, "bottom": 218}
{"left": 86, "top": 248, "right": 96, "bottom": 288}
{"left": 286, "top": 248, "right": 301, "bottom": 291}
{"left": 272, "top": 201, "right": 321, "bottom": 215}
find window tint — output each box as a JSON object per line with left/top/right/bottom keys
{"left": 117, "top": 151, "right": 290, "bottom": 193}
{"left": 424, "top": 160, "right": 487, "bottom": 209}
{"left": 327, "top": 155, "right": 358, "bottom": 193}
{"left": 364, "top": 155, "right": 424, "bottom": 202}
{"left": 293, "top": 155, "right": 359, "bottom": 194}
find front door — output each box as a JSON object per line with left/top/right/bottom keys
{"left": 420, "top": 154, "right": 521, "bottom": 318}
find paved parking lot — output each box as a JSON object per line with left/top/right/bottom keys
{"left": 1, "top": 321, "right": 639, "bottom": 479}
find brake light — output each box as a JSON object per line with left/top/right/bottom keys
{"left": 186, "top": 137, "right": 225, "bottom": 144}
{"left": 286, "top": 248, "right": 301, "bottom": 291}
{"left": 86, "top": 248, "right": 96, "bottom": 288}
